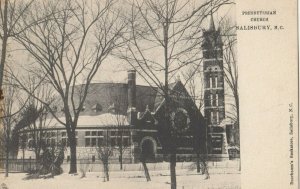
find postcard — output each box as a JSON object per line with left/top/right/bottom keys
{"left": 0, "top": 0, "right": 298, "bottom": 189}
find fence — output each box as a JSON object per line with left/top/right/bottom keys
{"left": 0, "top": 158, "right": 39, "bottom": 173}
{"left": 0, "top": 157, "right": 240, "bottom": 174}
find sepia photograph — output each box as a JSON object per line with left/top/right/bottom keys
{"left": 1, "top": 0, "right": 297, "bottom": 189}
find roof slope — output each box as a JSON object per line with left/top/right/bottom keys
{"left": 71, "top": 83, "right": 158, "bottom": 115}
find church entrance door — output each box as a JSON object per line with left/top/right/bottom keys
{"left": 141, "top": 139, "right": 155, "bottom": 162}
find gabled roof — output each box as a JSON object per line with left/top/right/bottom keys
{"left": 49, "top": 79, "right": 201, "bottom": 121}
{"left": 138, "top": 105, "right": 156, "bottom": 125}
{"left": 22, "top": 80, "right": 204, "bottom": 130}
{"left": 153, "top": 81, "right": 178, "bottom": 112}
{"left": 69, "top": 83, "right": 158, "bottom": 116}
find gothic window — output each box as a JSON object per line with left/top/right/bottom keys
{"left": 210, "top": 76, "right": 214, "bottom": 88}
{"left": 171, "top": 108, "right": 190, "bottom": 133}
{"left": 174, "top": 112, "right": 188, "bottom": 130}
{"left": 210, "top": 94, "right": 214, "bottom": 106}
{"left": 216, "top": 112, "right": 219, "bottom": 124}
{"left": 215, "top": 76, "right": 218, "bottom": 88}
{"left": 216, "top": 93, "right": 219, "bottom": 106}
{"left": 209, "top": 77, "right": 213, "bottom": 88}
{"left": 210, "top": 111, "right": 214, "bottom": 124}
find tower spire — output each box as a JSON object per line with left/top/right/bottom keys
{"left": 208, "top": 0, "right": 215, "bottom": 31}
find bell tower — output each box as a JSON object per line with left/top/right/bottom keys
{"left": 202, "top": 14, "right": 225, "bottom": 127}
{"left": 202, "top": 14, "right": 228, "bottom": 158}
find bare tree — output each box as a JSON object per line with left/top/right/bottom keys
{"left": 96, "top": 138, "right": 113, "bottom": 182}
{"left": 106, "top": 87, "right": 130, "bottom": 170}
{"left": 0, "top": 0, "right": 36, "bottom": 175}
{"left": 220, "top": 18, "right": 239, "bottom": 146}
{"left": 182, "top": 67, "right": 206, "bottom": 174}
{"left": 115, "top": 111, "right": 130, "bottom": 170}
{"left": 0, "top": 0, "right": 41, "bottom": 100}
{"left": 182, "top": 66, "right": 205, "bottom": 111}
{"left": 16, "top": 79, "right": 56, "bottom": 164}
{"left": 118, "top": 1, "right": 232, "bottom": 188}
{"left": 0, "top": 76, "right": 20, "bottom": 177}
{"left": 12, "top": 0, "right": 127, "bottom": 174}
{"left": 140, "top": 152, "right": 151, "bottom": 181}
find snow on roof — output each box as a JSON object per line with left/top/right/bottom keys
{"left": 44, "top": 113, "right": 129, "bottom": 128}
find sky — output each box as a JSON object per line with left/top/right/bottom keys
{"left": 9, "top": 0, "right": 235, "bottom": 85}
{"left": 90, "top": 1, "right": 236, "bottom": 86}
{"left": 7, "top": 0, "right": 236, "bottom": 117}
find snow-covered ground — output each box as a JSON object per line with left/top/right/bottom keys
{"left": 0, "top": 171, "right": 240, "bottom": 189}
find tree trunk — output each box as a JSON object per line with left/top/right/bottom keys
{"left": 120, "top": 153, "right": 123, "bottom": 170}
{"left": 36, "top": 153, "right": 40, "bottom": 171}
{"left": 141, "top": 160, "right": 151, "bottom": 181}
{"left": 0, "top": 0, "right": 8, "bottom": 88}
{"left": 200, "top": 157, "right": 210, "bottom": 179}
{"left": 196, "top": 152, "right": 200, "bottom": 173}
{"left": 1, "top": 0, "right": 8, "bottom": 176}
{"left": 119, "top": 138, "right": 123, "bottom": 170}
{"left": 5, "top": 143, "right": 9, "bottom": 177}
{"left": 104, "top": 162, "right": 109, "bottom": 181}
{"left": 234, "top": 93, "right": 241, "bottom": 171}
{"left": 170, "top": 153, "right": 177, "bottom": 189}
{"left": 22, "top": 148, "right": 25, "bottom": 172}
{"left": 69, "top": 133, "right": 77, "bottom": 174}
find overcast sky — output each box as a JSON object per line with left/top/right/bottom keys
{"left": 9, "top": 0, "right": 234, "bottom": 84}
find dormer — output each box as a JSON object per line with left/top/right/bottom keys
{"left": 138, "top": 105, "right": 156, "bottom": 126}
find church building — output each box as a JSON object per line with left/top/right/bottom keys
{"left": 17, "top": 14, "right": 231, "bottom": 163}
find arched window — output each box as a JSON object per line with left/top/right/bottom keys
{"left": 170, "top": 108, "right": 190, "bottom": 132}
{"left": 210, "top": 111, "right": 214, "bottom": 123}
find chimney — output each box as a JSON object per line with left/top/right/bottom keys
{"left": 127, "top": 70, "right": 137, "bottom": 125}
